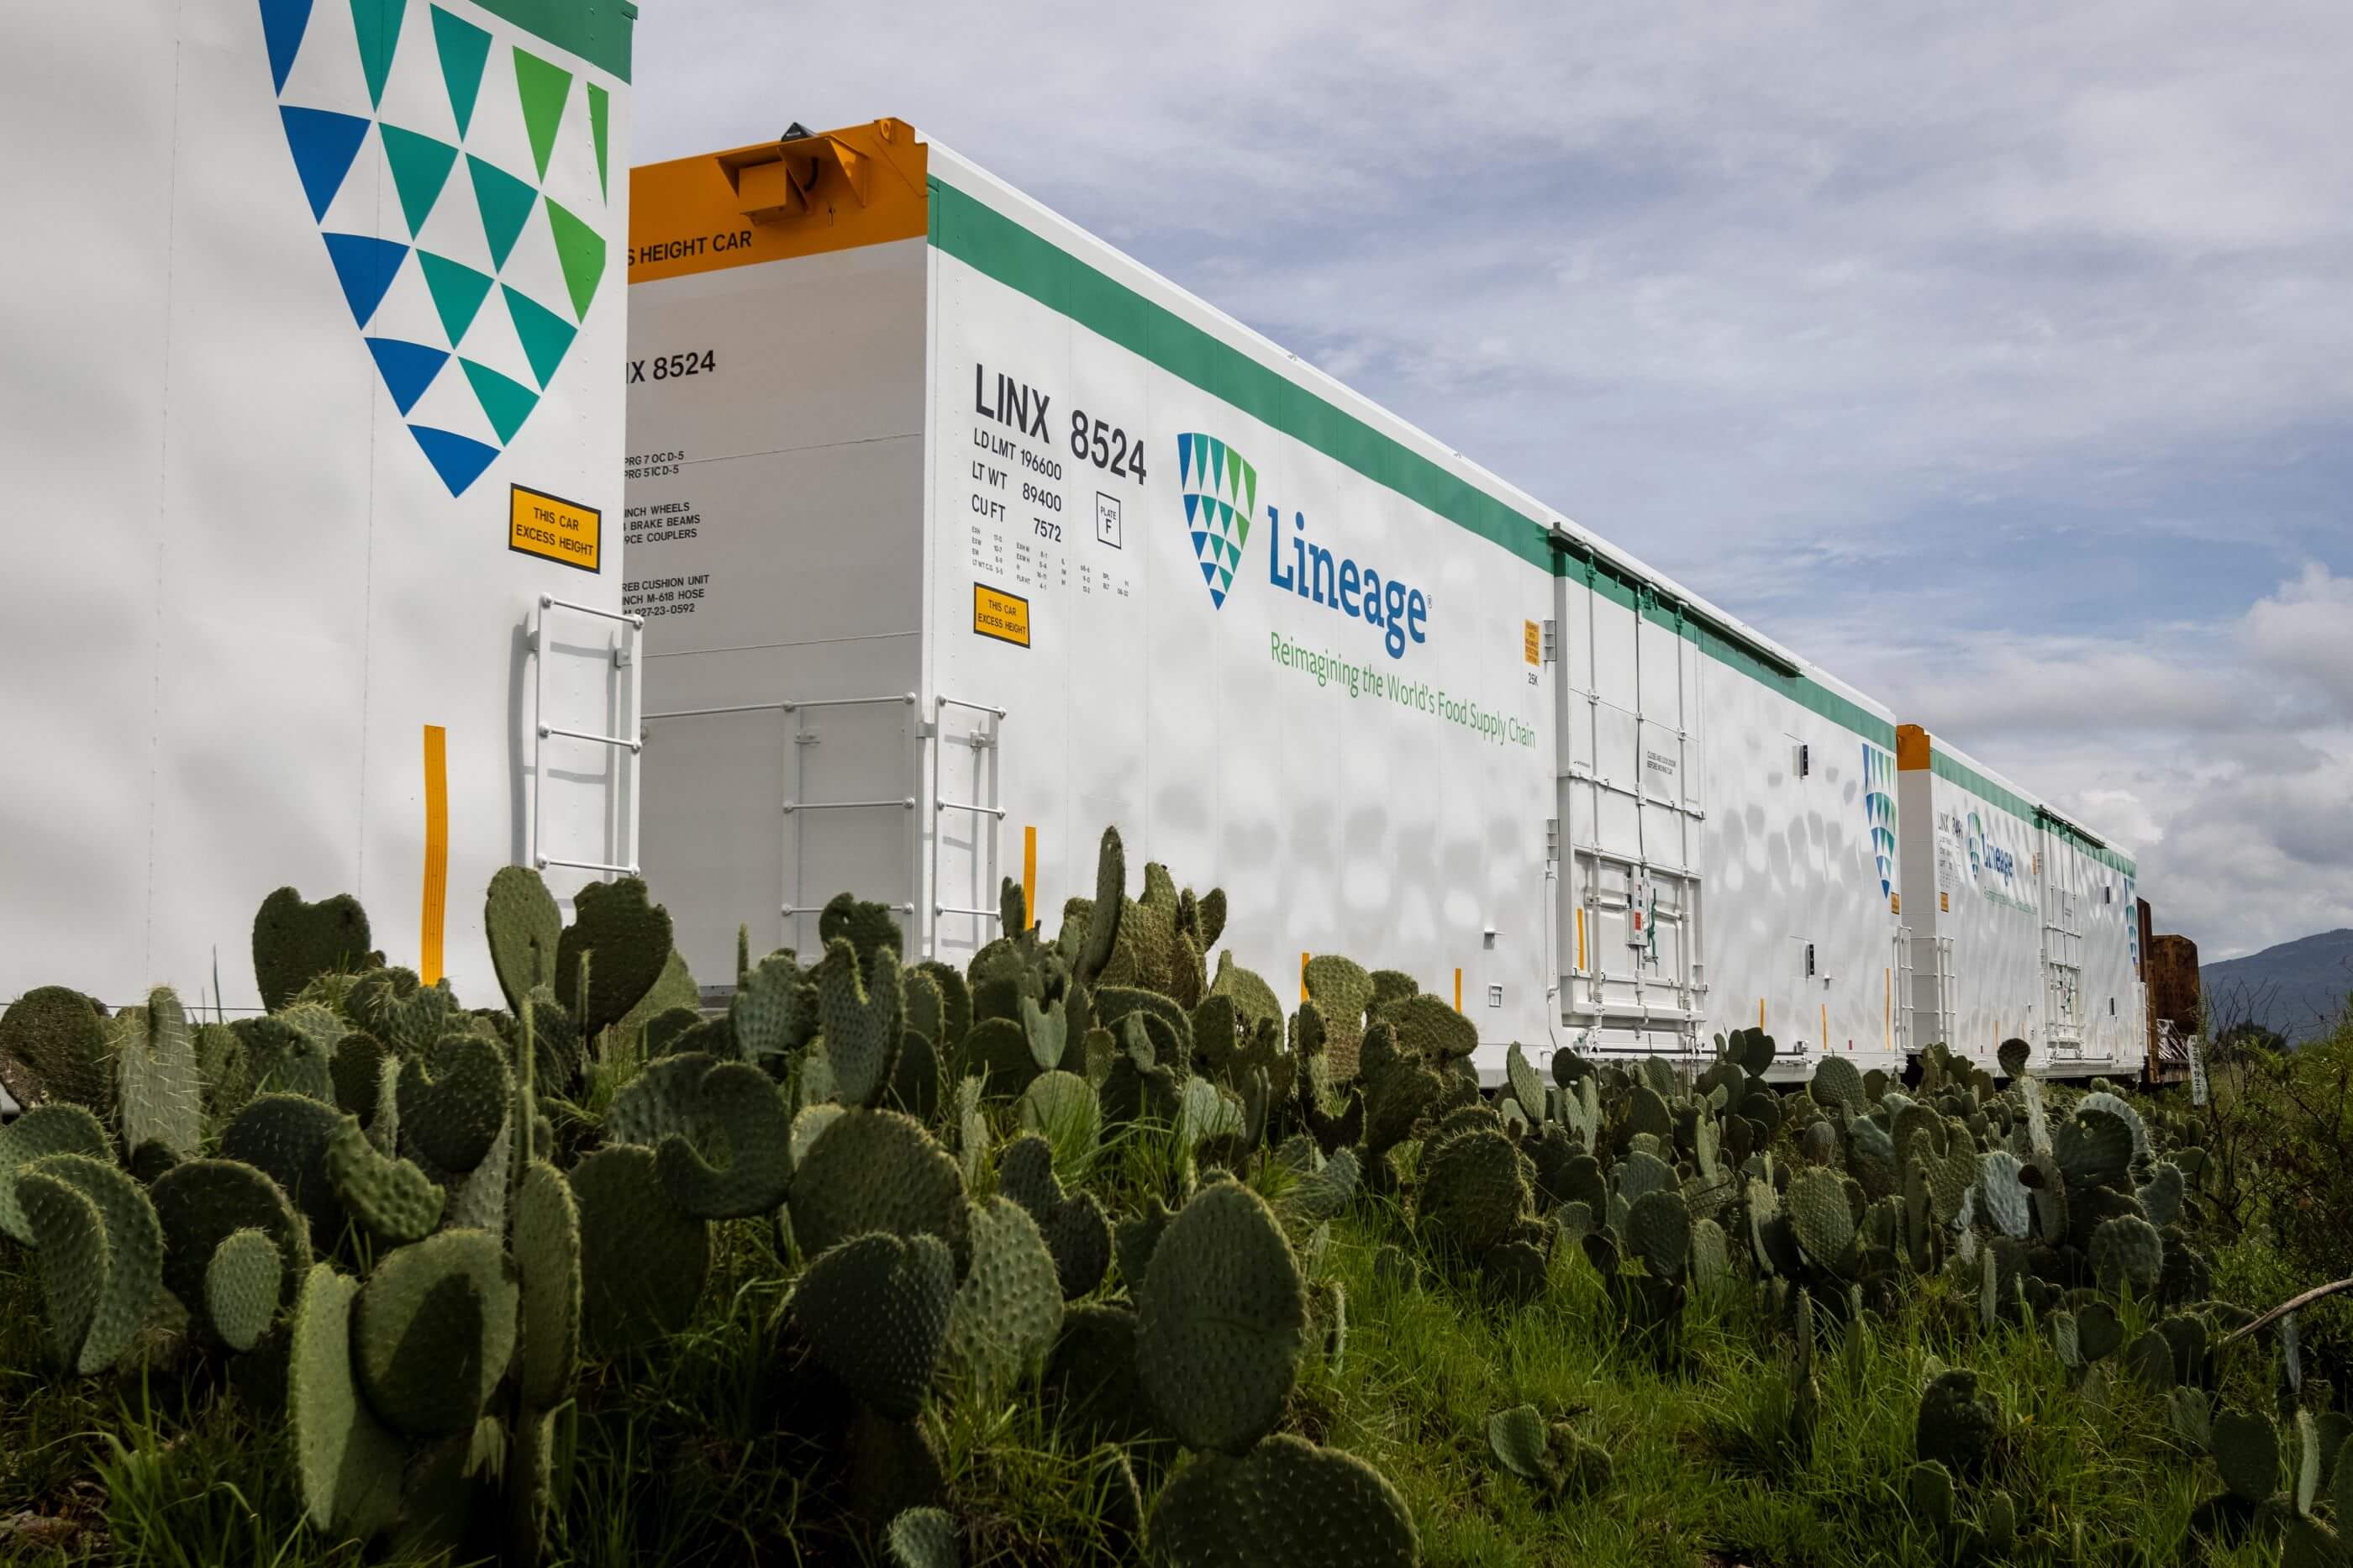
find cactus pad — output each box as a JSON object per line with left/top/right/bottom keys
{"left": 324, "top": 1115, "right": 445, "bottom": 1243}
{"left": 1137, "top": 1181, "right": 1306, "bottom": 1454}
{"left": 352, "top": 1228, "right": 519, "bottom": 1438}
{"left": 2056, "top": 1109, "right": 2134, "bottom": 1192}
{"left": 1977, "top": 1150, "right": 2031, "bottom": 1239}
{"left": 556, "top": 877, "right": 676, "bottom": 1037}
{"left": 1785, "top": 1168, "right": 1856, "bottom": 1272}
{"left": 1301, "top": 955, "right": 1373, "bottom": 1080}
{"left": 790, "top": 1108, "right": 967, "bottom": 1260}
{"left": 396, "top": 1035, "right": 513, "bottom": 1175}
{"left": 603, "top": 1050, "right": 718, "bottom": 1150}
{"left": 224, "top": 1091, "right": 347, "bottom": 1242}
{"left": 794, "top": 1230, "right": 954, "bottom": 1418}
{"left": 288, "top": 1261, "right": 405, "bottom": 1538}
{"left": 203, "top": 1227, "right": 283, "bottom": 1352}
{"left": 1626, "top": 1188, "right": 1693, "bottom": 1281}
{"left": 0, "top": 987, "right": 116, "bottom": 1119}
{"left": 0, "top": 1102, "right": 112, "bottom": 1244}
{"left": 253, "top": 887, "right": 373, "bottom": 1012}
{"left": 1808, "top": 1055, "right": 1865, "bottom": 1110}
{"left": 1489, "top": 1403, "right": 1551, "bottom": 1481}
{"left": 113, "top": 987, "right": 202, "bottom": 1161}
{"left": 1147, "top": 1433, "right": 1417, "bottom": 1568}
{"left": 486, "top": 864, "right": 563, "bottom": 1014}
{"left": 1915, "top": 1368, "right": 1999, "bottom": 1477}
{"left": 946, "top": 1196, "right": 1066, "bottom": 1390}
{"left": 1418, "top": 1128, "right": 1531, "bottom": 1260}
{"left": 571, "top": 1144, "right": 710, "bottom": 1350}
{"left": 152, "top": 1157, "right": 311, "bottom": 1337}
{"left": 17, "top": 1166, "right": 107, "bottom": 1372}
{"left": 885, "top": 1507, "right": 959, "bottom": 1568}
{"left": 1017, "top": 1071, "right": 1102, "bottom": 1166}
{"left": 817, "top": 938, "right": 903, "bottom": 1108}
{"left": 512, "top": 1160, "right": 582, "bottom": 1408}
{"left": 1382, "top": 993, "right": 1477, "bottom": 1062}
{"left": 2213, "top": 1409, "right": 2278, "bottom": 1504}
{"left": 998, "top": 1134, "right": 1112, "bottom": 1298}
{"left": 655, "top": 1059, "right": 792, "bottom": 1220}
{"left": 2090, "top": 1213, "right": 2164, "bottom": 1297}
{"left": 19, "top": 1152, "right": 163, "bottom": 1374}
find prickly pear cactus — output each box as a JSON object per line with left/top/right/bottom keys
{"left": 885, "top": 1506, "right": 961, "bottom": 1568}
{"left": 325, "top": 1115, "right": 445, "bottom": 1244}
{"left": 513, "top": 1160, "right": 582, "bottom": 1409}
{"left": 789, "top": 1108, "right": 967, "bottom": 1260}
{"left": 2090, "top": 1213, "right": 2163, "bottom": 1297}
{"left": 203, "top": 1227, "right": 284, "bottom": 1353}
{"left": 555, "top": 876, "right": 676, "bottom": 1037}
{"left": 18, "top": 1152, "right": 163, "bottom": 1375}
{"left": 819, "top": 892, "right": 903, "bottom": 968}
{"left": 113, "top": 987, "right": 201, "bottom": 1161}
{"left": 0, "top": 987, "right": 117, "bottom": 1121}
{"left": 734, "top": 951, "right": 815, "bottom": 1067}
{"left": 1808, "top": 1055, "right": 1865, "bottom": 1111}
{"left": 1146, "top": 1433, "right": 1418, "bottom": 1568}
{"left": 655, "top": 1059, "right": 793, "bottom": 1220}
{"left": 795, "top": 1230, "right": 955, "bottom": 1419}
{"left": 487, "top": 865, "right": 563, "bottom": 1015}
{"left": 1135, "top": 1181, "right": 1307, "bottom": 1454}
{"left": 946, "top": 1196, "right": 1066, "bottom": 1392}
{"left": 288, "top": 1261, "right": 405, "bottom": 1540}
{"left": 2213, "top": 1409, "right": 2279, "bottom": 1504}
{"left": 396, "top": 1035, "right": 513, "bottom": 1175}
{"left": 1301, "top": 955, "right": 1373, "bottom": 1081}
{"left": 571, "top": 1144, "right": 710, "bottom": 1351}
{"left": 816, "top": 937, "right": 903, "bottom": 1109}
{"left": 1488, "top": 1403, "right": 1551, "bottom": 1481}
{"left": 0, "top": 1102, "right": 112, "bottom": 1244}
{"left": 997, "top": 1133, "right": 1112, "bottom": 1298}
{"left": 253, "top": 887, "right": 373, "bottom": 1013}
{"left": 1418, "top": 1126, "right": 1531, "bottom": 1261}
{"left": 352, "top": 1228, "right": 519, "bottom": 1438}
{"left": 1785, "top": 1168, "right": 1856, "bottom": 1274}
{"left": 152, "top": 1157, "right": 311, "bottom": 1341}
{"left": 1915, "top": 1368, "right": 2000, "bottom": 1477}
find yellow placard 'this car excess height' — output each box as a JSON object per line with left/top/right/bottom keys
{"left": 509, "top": 484, "right": 602, "bottom": 571}
{"left": 973, "top": 583, "right": 1030, "bottom": 647}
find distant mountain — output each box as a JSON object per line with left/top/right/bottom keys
{"left": 2203, "top": 929, "right": 2353, "bottom": 1044}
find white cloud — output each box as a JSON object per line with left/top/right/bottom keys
{"left": 1833, "top": 566, "right": 2353, "bottom": 960}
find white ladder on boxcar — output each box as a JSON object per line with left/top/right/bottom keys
{"left": 526, "top": 594, "right": 645, "bottom": 883}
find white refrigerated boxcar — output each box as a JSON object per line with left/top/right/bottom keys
{"left": 623, "top": 118, "right": 2140, "bottom": 1083}
{"left": 0, "top": 0, "right": 639, "bottom": 1013}
{"left": 1896, "top": 727, "right": 2142, "bottom": 1076}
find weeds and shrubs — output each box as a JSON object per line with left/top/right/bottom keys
{"left": 0, "top": 831, "right": 2348, "bottom": 1565}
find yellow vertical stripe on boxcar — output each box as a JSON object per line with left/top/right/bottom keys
{"left": 1300, "top": 952, "right": 1310, "bottom": 1003}
{"left": 1759, "top": 997, "right": 1766, "bottom": 1030}
{"left": 1576, "top": 908, "right": 1586, "bottom": 971}
{"left": 1885, "top": 967, "right": 1892, "bottom": 1048}
{"left": 1822, "top": 1002, "right": 1829, "bottom": 1051}
{"left": 1454, "top": 967, "right": 1463, "bottom": 1013}
{"left": 1022, "top": 824, "right": 1037, "bottom": 932}
{"left": 420, "top": 724, "right": 449, "bottom": 985}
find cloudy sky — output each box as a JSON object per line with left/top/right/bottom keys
{"left": 636, "top": 2, "right": 2353, "bottom": 961}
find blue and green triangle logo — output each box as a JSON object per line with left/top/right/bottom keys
{"left": 1177, "top": 433, "right": 1256, "bottom": 608}
{"left": 261, "top": 0, "right": 612, "bottom": 497}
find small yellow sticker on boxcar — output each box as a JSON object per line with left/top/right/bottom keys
{"left": 509, "top": 484, "right": 601, "bottom": 572}
{"left": 974, "top": 583, "right": 1030, "bottom": 647}
{"left": 1524, "top": 620, "right": 1541, "bottom": 666}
